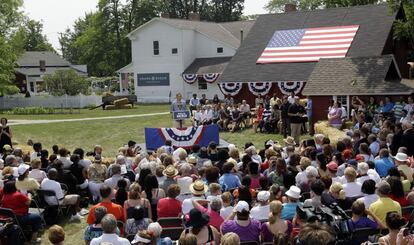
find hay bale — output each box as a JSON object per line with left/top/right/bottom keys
{"left": 314, "top": 121, "right": 346, "bottom": 147}
{"left": 113, "top": 98, "right": 129, "bottom": 107}
{"left": 118, "top": 104, "right": 132, "bottom": 109}
{"left": 105, "top": 105, "right": 117, "bottom": 110}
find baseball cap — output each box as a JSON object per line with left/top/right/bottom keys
{"left": 235, "top": 201, "right": 250, "bottom": 212}
{"left": 257, "top": 191, "right": 270, "bottom": 202}
{"left": 327, "top": 161, "right": 338, "bottom": 171}
{"left": 355, "top": 154, "right": 365, "bottom": 162}
{"left": 18, "top": 164, "right": 30, "bottom": 176}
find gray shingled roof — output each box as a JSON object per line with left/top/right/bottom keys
{"left": 220, "top": 4, "right": 398, "bottom": 83}
{"left": 184, "top": 57, "right": 232, "bottom": 74}
{"left": 302, "top": 55, "right": 414, "bottom": 95}
{"left": 130, "top": 18, "right": 254, "bottom": 49}
{"left": 15, "top": 67, "right": 87, "bottom": 76}
{"left": 17, "top": 51, "right": 71, "bottom": 67}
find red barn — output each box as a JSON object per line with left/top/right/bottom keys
{"left": 219, "top": 3, "right": 413, "bottom": 123}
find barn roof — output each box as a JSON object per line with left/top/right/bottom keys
{"left": 220, "top": 4, "right": 399, "bottom": 83}
{"left": 302, "top": 55, "right": 414, "bottom": 95}
{"left": 183, "top": 57, "right": 232, "bottom": 74}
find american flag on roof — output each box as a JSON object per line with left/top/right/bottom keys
{"left": 256, "top": 25, "right": 360, "bottom": 64}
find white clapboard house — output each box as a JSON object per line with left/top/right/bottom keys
{"left": 117, "top": 14, "right": 254, "bottom": 102}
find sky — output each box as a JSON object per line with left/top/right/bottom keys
{"left": 23, "top": 0, "right": 268, "bottom": 52}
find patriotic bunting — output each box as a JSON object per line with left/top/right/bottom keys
{"left": 277, "top": 81, "right": 304, "bottom": 95}
{"left": 202, "top": 73, "right": 220, "bottom": 83}
{"left": 248, "top": 82, "right": 272, "bottom": 96}
{"left": 182, "top": 74, "right": 198, "bottom": 84}
{"left": 219, "top": 82, "right": 242, "bottom": 96}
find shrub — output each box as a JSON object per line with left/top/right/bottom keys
{"left": 4, "top": 107, "right": 55, "bottom": 115}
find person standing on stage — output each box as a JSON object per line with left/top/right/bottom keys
{"left": 171, "top": 93, "right": 187, "bottom": 128}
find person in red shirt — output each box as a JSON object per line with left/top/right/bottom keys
{"left": 1, "top": 181, "right": 42, "bottom": 243}
{"left": 157, "top": 184, "right": 182, "bottom": 218}
{"left": 192, "top": 197, "right": 224, "bottom": 231}
{"left": 253, "top": 103, "right": 264, "bottom": 133}
{"left": 87, "top": 185, "right": 125, "bottom": 225}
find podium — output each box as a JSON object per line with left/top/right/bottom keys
{"left": 172, "top": 110, "right": 190, "bottom": 128}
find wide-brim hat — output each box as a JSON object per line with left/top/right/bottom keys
{"left": 189, "top": 180, "right": 208, "bottom": 195}
{"left": 3, "top": 144, "right": 12, "bottom": 152}
{"left": 283, "top": 136, "right": 296, "bottom": 146}
{"left": 394, "top": 152, "right": 408, "bottom": 162}
{"left": 186, "top": 208, "right": 209, "bottom": 228}
{"left": 163, "top": 165, "right": 178, "bottom": 177}
{"left": 285, "top": 186, "right": 301, "bottom": 199}
{"left": 17, "top": 164, "right": 30, "bottom": 176}
{"left": 187, "top": 156, "right": 197, "bottom": 165}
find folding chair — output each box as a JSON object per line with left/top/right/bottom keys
{"left": 240, "top": 241, "right": 259, "bottom": 245}
{"left": 157, "top": 217, "right": 184, "bottom": 228}
{"left": 351, "top": 228, "right": 380, "bottom": 243}
{"left": 0, "top": 207, "right": 28, "bottom": 241}
{"left": 37, "top": 189, "right": 68, "bottom": 219}
{"left": 161, "top": 227, "right": 184, "bottom": 240}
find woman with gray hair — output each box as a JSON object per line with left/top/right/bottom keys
{"left": 131, "top": 222, "right": 172, "bottom": 245}
{"left": 90, "top": 214, "right": 130, "bottom": 245}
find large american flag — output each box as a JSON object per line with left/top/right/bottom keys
{"left": 257, "top": 25, "right": 359, "bottom": 64}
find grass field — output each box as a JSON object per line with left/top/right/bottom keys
{"left": 6, "top": 104, "right": 289, "bottom": 156}
{"left": 5, "top": 104, "right": 306, "bottom": 244}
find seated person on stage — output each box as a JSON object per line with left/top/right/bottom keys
{"left": 193, "top": 106, "right": 203, "bottom": 126}
{"left": 202, "top": 105, "right": 213, "bottom": 125}
{"left": 239, "top": 100, "right": 251, "bottom": 127}
{"left": 231, "top": 106, "right": 243, "bottom": 133}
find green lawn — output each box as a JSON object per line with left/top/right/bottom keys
{"left": 2, "top": 104, "right": 170, "bottom": 120}
{"left": 9, "top": 104, "right": 308, "bottom": 244}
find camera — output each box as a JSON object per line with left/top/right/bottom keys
{"left": 296, "top": 203, "right": 351, "bottom": 244}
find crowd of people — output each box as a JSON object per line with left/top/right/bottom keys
{"left": 187, "top": 93, "right": 310, "bottom": 145}
{"left": 0, "top": 94, "right": 413, "bottom": 245}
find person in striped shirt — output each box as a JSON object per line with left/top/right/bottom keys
{"left": 393, "top": 97, "right": 405, "bottom": 123}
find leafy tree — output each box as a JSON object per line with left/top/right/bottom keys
{"left": 10, "top": 19, "right": 55, "bottom": 53}
{"left": 0, "top": 0, "right": 23, "bottom": 37}
{"left": 0, "top": 36, "right": 18, "bottom": 95}
{"left": 265, "top": 0, "right": 383, "bottom": 12}
{"left": 43, "top": 70, "right": 91, "bottom": 96}
{"left": 389, "top": 0, "right": 414, "bottom": 49}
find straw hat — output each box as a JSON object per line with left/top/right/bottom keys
{"left": 163, "top": 165, "right": 178, "bottom": 177}
{"left": 189, "top": 180, "right": 208, "bottom": 195}
{"left": 187, "top": 156, "right": 197, "bottom": 165}
{"left": 283, "top": 136, "right": 296, "bottom": 146}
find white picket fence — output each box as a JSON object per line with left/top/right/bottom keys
{"left": 0, "top": 94, "right": 103, "bottom": 109}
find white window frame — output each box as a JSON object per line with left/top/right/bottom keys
{"left": 333, "top": 95, "right": 350, "bottom": 119}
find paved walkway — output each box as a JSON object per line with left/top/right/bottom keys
{"left": 8, "top": 112, "right": 170, "bottom": 126}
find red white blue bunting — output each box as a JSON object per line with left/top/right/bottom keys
{"left": 202, "top": 73, "right": 220, "bottom": 83}
{"left": 219, "top": 82, "right": 242, "bottom": 96}
{"left": 182, "top": 74, "right": 198, "bottom": 84}
{"left": 248, "top": 82, "right": 272, "bottom": 96}
{"left": 277, "top": 81, "right": 304, "bottom": 95}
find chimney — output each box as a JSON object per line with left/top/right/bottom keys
{"left": 189, "top": 12, "right": 200, "bottom": 21}
{"left": 161, "top": 13, "right": 170, "bottom": 18}
{"left": 39, "top": 60, "right": 46, "bottom": 72}
{"left": 284, "top": 3, "right": 297, "bottom": 13}
{"left": 240, "top": 29, "right": 244, "bottom": 43}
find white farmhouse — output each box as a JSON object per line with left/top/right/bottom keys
{"left": 118, "top": 14, "right": 253, "bottom": 103}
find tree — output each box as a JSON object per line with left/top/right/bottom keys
{"left": 205, "top": 0, "right": 245, "bottom": 22}
{"left": 43, "top": 70, "right": 91, "bottom": 96}
{"left": 10, "top": 19, "right": 55, "bottom": 53}
{"left": 0, "top": 0, "right": 23, "bottom": 37}
{"left": 265, "top": 0, "right": 382, "bottom": 12}
{"left": 389, "top": 0, "right": 414, "bottom": 49}
{"left": 0, "top": 37, "right": 19, "bottom": 95}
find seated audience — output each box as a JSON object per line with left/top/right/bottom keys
{"left": 369, "top": 181, "right": 401, "bottom": 223}
{"left": 87, "top": 184, "right": 125, "bottom": 225}
{"left": 180, "top": 208, "right": 221, "bottom": 244}
{"left": 125, "top": 206, "right": 152, "bottom": 236}
{"left": 261, "top": 200, "right": 291, "bottom": 243}
{"left": 157, "top": 184, "right": 182, "bottom": 218}
{"left": 250, "top": 190, "right": 270, "bottom": 220}
{"left": 90, "top": 214, "right": 130, "bottom": 245}
{"left": 48, "top": 225, "right": 65, "bottom": 245}
{"left": 221, "top": 201, "right": 261, "bottom": 242}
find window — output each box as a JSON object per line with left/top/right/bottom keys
{"left": 333, "top": 95, "right": 349, "bottom": 119}
{"left": 198, "top": 78, "right": 207, "bottom": 90}
{"left": 171, "top": 48, "right": 178, "bottom": 54}
{"left": 153, "top": 41, "right": 159, "bottom": 55}
{"left": 217, "top": 47, "right": 223, "bottom": 53}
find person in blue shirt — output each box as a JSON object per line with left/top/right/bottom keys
{"left": 382, "top": 96, "right": 395, "bottom": 113}
{"left": 374, "top": 149, "right": 395, "bottom": 177}
{"left": 219, "top": 162, "right": 241, "bottom": 192}
{"left": 306, "top": 96, "right": 314, "bottom": 135}
{"left": 281, "top": 186, "right": 302, "bottom": 220}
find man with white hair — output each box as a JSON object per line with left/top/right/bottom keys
{"left": 356, "top": 162, "right": 371, "bottom": 185}
{"left": 250, "top": 191, "right": 270, "bottom": 220}
{"left": 239, "top": 100, "right": 251, "bottom": 127}
{"left": 104, "top": 164, "right": 130, "bottom": 189}
{"left": 90, "top": 214, "right": 129, "bottom": 245}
